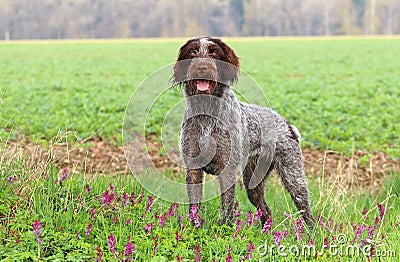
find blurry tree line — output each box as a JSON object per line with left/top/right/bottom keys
{"left": 0, "top": 0, "right": 399, "bottom": 40}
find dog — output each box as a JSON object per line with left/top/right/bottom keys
{"left": 173, "top": 37, "right": 315, "bottom": 229}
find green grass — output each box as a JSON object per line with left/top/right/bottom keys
{"left": 1, "top": 38, "right": 399, "bottom": 156}
{"left": 0, "top": 160, "right": 398, "bottom": 261}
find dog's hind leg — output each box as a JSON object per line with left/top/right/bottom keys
{"left": 275, "top": 141, "right": 315, "bottom": 229}
{"left": 243, "top": 156, "right": 273, "bottom": 226}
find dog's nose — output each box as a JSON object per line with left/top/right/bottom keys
{"left": 197, "top": 64, "right": 208, "bottom": 72}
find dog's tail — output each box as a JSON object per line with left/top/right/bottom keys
{"left": 289, "top": 124, "right": 301, "bottom": 143}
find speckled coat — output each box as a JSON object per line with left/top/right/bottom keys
{"left": 175, "top": 37, "right": 315, "bottom": 228}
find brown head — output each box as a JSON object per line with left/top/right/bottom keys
{"left": 174, "top": 37, "right": 240, "bottom": 96}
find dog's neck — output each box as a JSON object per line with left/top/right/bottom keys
{"left": 183, "top": 84, "right": 239, "bottom": 122}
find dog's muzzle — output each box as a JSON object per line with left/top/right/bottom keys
{"left": 187, "top": 58, "right": 218, "bottom": 92}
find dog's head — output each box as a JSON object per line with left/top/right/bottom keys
{"left": 173, "top": 37, "right": 239, "bottom": 96}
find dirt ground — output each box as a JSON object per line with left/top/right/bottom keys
{"left": 1, "top": 137, "right": 398, "bottom": 190}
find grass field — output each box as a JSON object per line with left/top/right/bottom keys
{"left": 0, "top": 37, "right": 399, "bottom": 260}
{"left": 1, "top": 38, "right": 399, "bottom": 155}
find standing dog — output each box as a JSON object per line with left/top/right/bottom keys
{"left": 173, "top": 37, "right": 315, "bottom": 228}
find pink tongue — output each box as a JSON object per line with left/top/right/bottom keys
{"left": 196, "top": 81, "right": 209, "bottom": 91}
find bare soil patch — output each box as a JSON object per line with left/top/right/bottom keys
{"left": 1, "top": 138, "right": 398, "bottom": 189}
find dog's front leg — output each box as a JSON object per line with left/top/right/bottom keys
{"left": 218, "top": 171, "right": 236, "bottom": 225}
{"left": 186, "top": 169, "right": 204, "bottom": 210}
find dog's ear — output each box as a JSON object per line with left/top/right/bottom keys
{"left": 173, "top": 60, "right": 188, "bottom": 86}
{"left": 173, "top": 40, "right": 195, "bottom": 86}
{"left": 212, "top": 38, "right": 240, "bottom": 84}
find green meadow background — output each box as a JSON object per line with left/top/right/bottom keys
{"left": 1, "top": 38, "right": 399, "bottom": 155}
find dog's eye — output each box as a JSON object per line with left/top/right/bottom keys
{"left": 190, "top": 51, "right": 196, "bottom": 57}
{"left": 211, "top": 51, "right": 218, "bottom": 58}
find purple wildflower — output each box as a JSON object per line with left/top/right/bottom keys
{"left": 323, "top": 237, "right": 329, "bottom": 248}
{"left": 85, "top": 184, "right": 92, "bottom": 195}
{"left": 362, "top": 206, "right": 368, "bottom": 215}
{"left": 59, "top": 168, "right": 68, "bottom": 184}
{"left": 352, "top": 224, "right": 365, "bottom": 244}
{"left": 362, "top": 206, "right": 369, "bottom": 219}
{"left": 145, "top": 223, "right": 153, "bottom": 236}
{"left": 233, "top": 219, "right": 242, "bottom": 238}
{"left": 309, "top": 237, "right": 315, "bottom": 247}
{"left": 175, "top": 231, "right": 183, "bottom": 241}
{"left": 245, "top": 211, "right": 253, "bottom": 226}
{"left": 283, "top": 212, "right": 291, "bottom": 218}
{"left": 188, "top": 205, "right": 201, "bottom": 228}
{"left": 6, "top": 176, "right": 13, "bottom": 184}
{"left": 137, "top": 188, "right": 144, "bottom": 204}
{"left": 326, "top": 217, "right": 333, "bottom": 230}
{"left": 178, "top": 215, "right": 184, "bottom": 229}
{"left": 366, "top": 225, "right": 375, "bottom": 240}
{"left": 360, "top": 238, "right": 369, "bottom": 249}
{"left": 85, "top": 223, "right": 93, "bottom": 236}
{"left": 125, "top": 219, "right": 132, "bottom": 225}
{"left": 374, "top": 217, "right": 380, "bottom": 225}
{"left": 90, "top": 208, "right": 95, "bottom": 220}
{"left": 123, "top": 192, "right": 129, "bottom": 207}
{"left": 226, "top": 246, "right": 232, "bottom": 262}
{"left": 129, "top": 192, "right": 136, "bottom": 206}
{"left": 123, "top": 236, "right": 135, "bottom": 259}
{"left": 261, "top": 218, "right": 272, "bottom": 234}
{"left": 253, "top": 209, "right": 263, "bottom": 225}
{"left": 159, "top": 213, "right": 167, "bottom": 228}
{"left": 96, "top": 245, "right": 103, "bottom": 261}
{"left": 101, "top": 190, "right": 114, "bottom": 206}
{"left": 317, "top": 214, "right": 323, "bottom": 228}
{"left": 333, "top": 223, "right": 338, "bottom": 233}
{"left": 108, "top": 233, "right": 116, "bottom": 255}
{"left": 247, "top": 242, "right": 255, "bottom": 260}
{"left": 33, "top": 220, "right": 42, "bottom": 236}
{"left": 339, "top": 223, "right": 344, "bottom": 232}
{"left": 294, "top": 217, "right": 304, "bottom": 240}
{"left": 274, "top": 231, "right": 283, "bottom": 246}
{"left": 153, "top": 235, "right": 159, "bottom": 253}
{"left": 146, "top": 196, "right": 153, "bottom": 212}
{"left": 177, "top": 255, "right": 183, "bottom": 262}
{"left": 194, "top": 245, "right": 201, "bottom": 262}
{"left": 233, "top": 201, "right": 241, "bottom": 217}
{"left": 167, "top": 202, "right": 179, "bottom": 216}
{"left": 109, "top": 183, "right": 114, "bottom": 192}
{"left": 33, "top": 220, "right": 43, "bottom": 244}
{"left": 377, "top": 203, "right": 385, "bottom": 220}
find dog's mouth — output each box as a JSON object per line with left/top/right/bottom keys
{"left": 189, "top": 79, "right": 216, "bottom": 93}
{"left": 195, "top": 80, "right": 211, "bottom": 91}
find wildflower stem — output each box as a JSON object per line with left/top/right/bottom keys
{"left": 37, "top": 242, "right": 41, "bottom": 261}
